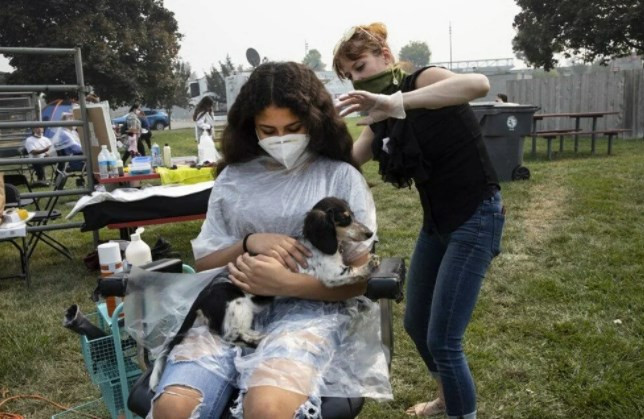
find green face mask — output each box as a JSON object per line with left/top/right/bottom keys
{"left": 352, "top": 65, "right": 406, "bottom": 95}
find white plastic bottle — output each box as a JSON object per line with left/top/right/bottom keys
{"left": 125, "top": 227, "right": 152, "bottom": 267}
{"left": 151, "top": 143, "right": 161, "bottom": 167}
{"left": 163, "top": 143, "right": 172, "bottom": 167}
{"left": 107, "top": 150, "right": 118, "bottom": 178}
{"left": 98, "top": 145, "right": 110, "bottom": 179}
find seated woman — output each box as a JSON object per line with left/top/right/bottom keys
{"left": 150, "top": 62, "right": 392, "bottom": 418}
{"left": 49, "top": 112, "right": 84, "bottom": 172}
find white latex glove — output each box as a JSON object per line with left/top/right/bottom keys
{"left": 336, "top": 90, "right": 406, "bottom": 126}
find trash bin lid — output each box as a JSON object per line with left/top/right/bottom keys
{"left": 470, "top": 102, "right": 540, "bottom": 114}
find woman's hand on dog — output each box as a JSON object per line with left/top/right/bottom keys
{"left": 245, "top": 233, "right": 312, "bottom": 272}
{"left": 228, "top": 253, "right": 296, "bottom": 296}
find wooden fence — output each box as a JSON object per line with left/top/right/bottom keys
{"left": 507, "top": 69, "right": 644, "bottom": 137}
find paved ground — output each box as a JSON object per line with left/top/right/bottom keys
{"left": 168, "top": 120, "right": 194, "bottom": 130}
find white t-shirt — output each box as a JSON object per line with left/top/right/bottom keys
{"left": 24, "top": 135, "right": 55, "bottom": 158}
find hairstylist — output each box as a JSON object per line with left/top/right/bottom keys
{"left": 333, "top": 22, "right": 505, "bottom": 419}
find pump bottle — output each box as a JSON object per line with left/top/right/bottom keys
{"left": 125, "top": 227, "right": 152, "bottom": 267}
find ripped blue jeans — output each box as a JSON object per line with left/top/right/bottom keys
{"left": 403, "top": 191, "right": 505, "bottom": 419}
{"left": 150, "top": 353, "right": 236, "bottom": 418}
{"left": 149, "top": 333, "right": 326, "bottom": 419}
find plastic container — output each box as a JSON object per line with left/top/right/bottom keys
{"left": 97, "top": 145, "right": 110, "bottom": 179}
{"left": 162, "top": 143, "right": 172, "bottom": 167}
{"left": 97, "top": 242, "right": 124, "bottom": 316}
{"left": 129, "top": 156, "right": 152, "bottom": 175}
{"left": 470, "top": 102, "right": 540, "bottom": 181}
{"left": 150, "top": 143, "right": 162, "bottom": 167}
{"left": 125, "top": 227, "right": 152, "bottom": 267}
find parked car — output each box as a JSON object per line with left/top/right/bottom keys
{"left": 112, "top": 109, "right": 169, "bottom": 131}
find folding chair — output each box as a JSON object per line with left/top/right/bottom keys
{"left": 0, "top": 147, "right": 27, "bottom": 176}
{"left": 26, "top": 171, "right": 72, "bottom": 260}
{"left": 18, "top": 146, "right": 38, "bottom": 185}
{"left": 60, "top": 154, "right": 88, "bottom": 188}
{"left": 3, "top": 173, "right": 40, "bottom": 209}
{"left": 0, "top": 184, "right": 31, "bottom": 285}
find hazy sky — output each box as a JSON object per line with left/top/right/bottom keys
{"left": 0, "top": 0, "right": 525, "bottom": 76}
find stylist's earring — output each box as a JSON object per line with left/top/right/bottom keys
{"left": 392, "top": 67, "right": 399, "bottom": 86}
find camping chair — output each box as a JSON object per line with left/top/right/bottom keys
{"left": 0, "top": 184, "right": 31, "bottom": 285}
{"left": 3, "top": 173, "right": 40, "bottom": 209}
{"left": 96, "top": 257, "right": 406, "bottom": 419}
{"left": 26, "top": 170, "right": 72, "bottom": 260}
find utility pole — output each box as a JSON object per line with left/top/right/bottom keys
{"left": 305, "top": 40, "right": 309, "bottom": 56}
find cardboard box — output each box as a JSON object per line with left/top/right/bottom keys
{"left": 73, "top": 102, "right": 118, "bottom": 173}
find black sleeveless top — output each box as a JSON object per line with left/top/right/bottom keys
{"left": 370, "top": 67, "right": 499, "bottom": 234}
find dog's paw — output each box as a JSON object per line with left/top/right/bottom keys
{"left": 237, "top": 329, "right": 266, "bottom": 348}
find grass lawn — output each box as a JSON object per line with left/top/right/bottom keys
{"left": 1, "top": 124, "right": 642, "bottom": 418}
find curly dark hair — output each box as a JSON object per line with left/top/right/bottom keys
{"left": 218, "top": 62, "right": 358, "bottom": 173}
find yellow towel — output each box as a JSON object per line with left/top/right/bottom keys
{"left": 156, "top": 166, "right": 215, "bottom": 185}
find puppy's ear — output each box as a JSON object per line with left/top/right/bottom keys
{"left": 303, "top": 209, "right": 338, "bottom": 255}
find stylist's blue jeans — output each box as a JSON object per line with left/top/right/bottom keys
{"left": 404, "top": 191, "right": 505, "bottom": 418}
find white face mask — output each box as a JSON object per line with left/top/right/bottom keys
{"left": 257, "top": 133, "right": 310, "bottom": 169}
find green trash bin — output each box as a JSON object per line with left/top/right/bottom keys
{"left": 471, "top": 103, "right": 539, "bottom": 181}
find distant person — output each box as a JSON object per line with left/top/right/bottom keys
{"left": 123, "top": 103, "right": 144, "bottom": 162}
{"left": 51, "top": 113, "right": 84, "bottom": 171}
{"left": 193, "top": 96, "right": 216, "bottom": 142}
{"left": 24, "top": 127, "right": 55, "bottom": 186}
{"left": 86, "top": 92, "right": 100, "bottom": 103}
{"left": 495, "top": 93, "right": 508, "bottom": 103}
{"left": 137, "top": 108, "right": 152, "bottom": 150}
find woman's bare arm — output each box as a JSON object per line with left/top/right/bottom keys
{"left": 228, "top": 252, "right": 371, "bottom": 301}
{"left": 352, "top": 125, "right": 375, "bottom": 165}
{"left": 403, "top": 67, "right": 490, "bottom": 110}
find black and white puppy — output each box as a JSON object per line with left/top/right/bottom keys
{"left": 149, "top": 197, "right": 377, "bottom": 389}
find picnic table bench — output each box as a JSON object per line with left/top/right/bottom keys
{"left": 530, "top": 129, "right": 631, "bottom": 160}
{"left": 529, "top": 111, "right": 626, "bottom": 159}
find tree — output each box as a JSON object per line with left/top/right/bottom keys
{"left": 302, "top": 49, "right": 326, "bottom": 71}
{"left": 205, "top": 66, "right": 226, "bottom": 102}
{"left": 159, "top": 60, "right": 191, "bottom": 129}
{"left": 205, "top": 54, "right": 237, "bottom": 102}
{"left": 513, "top": 0, "right": 644, "bottom": 70}
{"left": 399, "top": 41, "right": 431, "bottom": 71}
{"left": 0, "top": 0, "right": 181, "bottom": 107}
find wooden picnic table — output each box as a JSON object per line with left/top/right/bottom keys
{"left": 531, "top": 111, "right": 621, "bottom": 156}
{"left": 95, "top": 172, "right": 161, "bottom": 185}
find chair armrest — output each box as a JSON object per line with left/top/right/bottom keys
{"left": 92, "top": 258, "right": 184, "bottom": 301}
{"left": 364, "top": 257, "right": 406, "bottom": 302}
